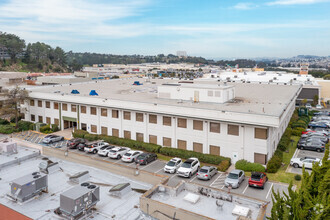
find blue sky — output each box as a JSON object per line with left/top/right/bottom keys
{"left": 0, "top": 0, "right": 329, "bottom": 58}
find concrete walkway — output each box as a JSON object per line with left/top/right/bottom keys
{"left": 52, "top": 128, "right": 74, "bottom": 139}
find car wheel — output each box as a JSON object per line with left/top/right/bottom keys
{"left": 261, "top": 184, "right": 264, "bottom": 189}
{"left": 301, "top": 146, "right": 304, "bottom": 150}
{"left": 317, "top": 149, "right": 321, "bottom": 152}
{"left": 117, "top": 155, "right": 121, "bottom": 159}
{"left": 293, "top": 163, "right": 299, "bottom": 168}
{"left": 61, "top": 137, "right": 64, "bottom": 141}
{"left": 188, "top": 172, "right": 192, "bottom": 178}
{"left": 93, "top": 150, "right": 97, "bottom": 154}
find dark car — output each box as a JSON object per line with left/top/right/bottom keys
{"left": 77, "top": 143, "right": 88, "bottom": 151}
{"left": 298, "top": 136, "right": 328, "bottom": 144}
{"left": 135, "top": 153, "right": 157, "bottom": 165}
{"left": 248, "top": 172, "right": 268, "bottom": 189}
{"left": 67, "top": 138, "right": 86, "bottom": 149}
{"left": 297, "top": 141, "right": 325, "bottom": 152}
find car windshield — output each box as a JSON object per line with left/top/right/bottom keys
{"left": 181, "top": 162, "right": 191, "bottom": 168}
{"left": 167, "top": 161, "right": 176, "bottom": 166}
{"left": 100, "top": 146, "right": 108, "bottom": 150}
{"left": 110, "top": 150, "right": 117, "bottom": 153}
{"left": 251, "top": 173, "right": 261, "bottom": 181}
{"left": 228, "top": 173, "right": 238, "bottom": 179}
{"left": 199, "top": 169, "right": 208, "bottom": 173}
{"left": 124, "top": 153, "right": 132, "bottom": 156}
{"left": 137, "top": 155, "right": 146, "bottom": 159}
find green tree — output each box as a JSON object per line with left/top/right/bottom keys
{"left": 313, "top": 95, "right": 319, "bottom": 106}
{"left": 0, "top": 32, "right": 25, "bottom": 61}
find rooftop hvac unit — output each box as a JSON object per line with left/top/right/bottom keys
{"left": 7, "top": 172, "right": 48, "bottom": 202}
{"left": 39, "top": 161, "right": 61, "bottom": 174}
{"left": 59, "top": 183, "right": 100, "bottom": 219}
{"left": 0, "top": 140, "right": 18, "bottom": 154}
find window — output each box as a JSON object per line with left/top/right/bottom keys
{"left": 101, "top": 108, "right": 107, "bottom": 117}
{"left": 46, "top": 117, "right": 51, "bottom": 124}
{"left": 208, "top": 90, "right": 213, "bottom": 97}
{"left": 210, "top": 122, "right": 220, "bottom": 133}
{"left": 177, "top": 140, "right": 187, "bottom": 150}
{"left": 163, "top": 137, "right": 172, "bottom": 147}
{"left": 209, "top": 145, "right": 220, "bottom": 156}
{"left": 193, "top": 142, "right": 203, "bottom": 153}
{"left": 149, "top": 114, "right": 157, "bottom": 124}
{"left": 62, "top": 103, "right": 67, "bottom": 111}
{"left": 81, "top": 123, "right": 87, "bottom": 131}
{"left": 38, "top": 116, "right": 43, "bottom": 123}
{"left": 112, "top": 110, "right": 119, "bottom": 118}
{"left": 255, "top": 128, "right": 268, "bottom": 140}
{"left": 30, "top": 100, "right": 35, "bottom": 106}
{"left": 136, "top": 113, "right": 144, "bottom": 122}
{"left": 228, "top": 124, "right": 239, "bottom": 136}
{"left": 101, "top": 126, "right": 108, "bottom": 135}
{"left": 163, "top": 116, "right": 171, "bottom": 126}
{"left": 124, "top": 130, "right": 131, "bottom": 139}
{"left": 91, "top": 125, "right": 97, "bottom": 133}
{"left": 136, "top": 133, "right": 144, "bottom": 142}
{"left": 193, "top": 120, "right": 203, "bottom": 131}
{"left": 54, "top": 118, "right": 59, "bottom": 126}
{"left": 149, "top": 135, "right": 157, "bottom": 144}
{"left": 112, "top": 128, "right": 119, "bottom": 137}
{"left": 177, "top": 118, "right": 187, "bottom": 128}
{"left": 71, "top": 104, "right": 77, "bottom": 112}
{"left": 81, "top": 106, "right": 86, "bottom": 114}
{"left": 123, "top": 111, "right": 131, "bottom": 120}
{"left": 90, "top": 107, "right": 97, "bottom": 115}
{"left": 46, "top": 101, "right": 50, "bottom": 108}
{"left": 31, "top": 114, "right": 35, "bottom": 121}
{"left": 254, "top": 153, "right": 267, "bottom": 165}
{"left": 54, "top": 102, "right": 59, "bottom": 110}
{"left": 38, "top": 100, "right": 42, "bottom": 107}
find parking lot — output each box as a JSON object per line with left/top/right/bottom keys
{"left": 287, "top": 148, "right": 325, "bottom": 174}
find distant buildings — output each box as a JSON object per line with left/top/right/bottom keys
{"left": 177, "top": 51, "right": 187, "bottom": 58}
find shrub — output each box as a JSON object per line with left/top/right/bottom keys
{"left": 0, "top": 118, "right": 10, "bottom": 125}
{"left": 17, "top": 121, "right": 34, "bottom": 131}
{"left": 235, "top": 159, "right": 266, "bottom": 172}
{"left": 40, "top": 125, "right": 51, "bottom": 133}
{"left": 84, "top": 133, "right": 99, "bottom": 141}
{"left": 218, "top": 160, "right": 231, "bottom": 172}
{"left": 10, "top": 116, "right": 22, "bottom": 123}
{"left": 266, "top": 155, "right": 282, "bottom": 173}
{"left": 292, "top": 127, "right": 305, "bottom": 137}
{"left": 51, "top": 124, "right": 59, "bottom": 132}
{"left": 294, "top": 174, "right": 302, "bottom": 181}
{"left": 29, "top": 123, "right": 35, "bottom": 130}
{"left": 0, "top": 125, "right": 16, "bottom": 134}
{"left": 72, "top": 129, "right": 89, "bottom": 138}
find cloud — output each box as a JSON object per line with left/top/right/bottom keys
{"left": 267, "top": 0, "right": 329, "bottom": 5}
{"left": 233, "top": 3, "right": 258, "bottom": 10}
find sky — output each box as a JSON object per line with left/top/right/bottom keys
{"left": 0, "top": 0, "right": 329, "bottom": 59}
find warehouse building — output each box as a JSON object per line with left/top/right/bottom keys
{"left": 22, "top": 78, "right": 301, "bottom": 164}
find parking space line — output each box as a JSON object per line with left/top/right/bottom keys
{"left": 155, "top": 167, "right": 164, "bottom": 173}
{"left": 266, "top": 183, "right": 274, "bottom": 199}
{"left": 242, "top": 184, "right": 249, "bottom": 194}
{"left": 210, "top": 173, "right": 223, "bottom": 187}
{"left": 140, "top": 161, "right": 156, "bottom": 170}
{"left": 221, "top": 185, "right": 224, "bottom": 189}
{"left": 189, "top": 175, "right": 198, "bottom": 182}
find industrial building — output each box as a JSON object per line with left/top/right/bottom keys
{"left": 22, "top": 78, "right": 301, "bottom": 164}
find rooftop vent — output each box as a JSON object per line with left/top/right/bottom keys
{"left": 71, "top": 89, "right": 80, "bottom": 94}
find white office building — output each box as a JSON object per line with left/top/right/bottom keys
{"left": 22, "top": 78, "right": 301, "bottom": 165}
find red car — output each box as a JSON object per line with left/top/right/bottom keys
{"left": 302, "top": 130, "right": 315, "bottom": 135}
{"left": 248, "top": 172, "right": 268, "bottom": 189}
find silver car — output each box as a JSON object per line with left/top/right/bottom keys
{"left": 197, "top": 166, "right": 217, "bottom": 180}
{"left": 42, "top": 135, "right": 64, "bottom": 144}
{"left": 224, "top": 169, "right": 245, "bottom": 188}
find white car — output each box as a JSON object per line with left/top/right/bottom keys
{"left": 108, "top": 147, "right": 130, "bottom": 159}
{"left": 121, "top": 150, "right": 143, "bottom": 162}
{"left": 164, "top": 158, "right": 183, "bottom": 174}
{"left": 97, "top": 145, "right": 115, "bottom": 156}
{"left": 177, "top": 158, "right": 200, "bottom": 178}
{"left": 316, "top": 104, "right": 323, "bottom": 109}
{"left": 290, "top": 157, "right": 321, "bottom": 169}
{"left": 84, "top": 141, "right": 109, "bottom": 154}
{"left": 306, "top": 103, "right": 312, "bottom": 109}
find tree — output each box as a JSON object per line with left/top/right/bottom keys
{"left": 270, "top": 144, "right": 330, "bottom": 220}
{"left": 301, "top": 99, "right": 308, "bottom": 106}
{"left": 0, "top": 86, "right": 29, "bottom": 128}
{"left": 0, "top": 32, "right": 25, "bottom": 61}
{"left": 313, "top": 95, "right": 319, "bottom": 106}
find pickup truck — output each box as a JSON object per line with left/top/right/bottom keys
{"left": 84, "top": 141, "right": 109, "bottom": 154}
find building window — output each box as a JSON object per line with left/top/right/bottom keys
{"left": 71, "top": 104, "right": 77, "bottom": 112}
{"left": 208, "top": 90, "right": 213, "bottom": 97}
{"left": 80, "top": 105, "right": 86, "bottom": 114}
{"left": 30, "top": 100, "right": 35, "bottom": 106}
{"left": 38, "top": 100, "right": 42, "bottom": 107}
{"left": 54, "top": 118, "right": 59, "bottom": 126}
{"left": 163, "top": 137, "right": 172, "bottom": 147}
{"left": 163, "top": 116, "right": 171, "bottom": 126}
{"left": 149, "top": 135, "right": 157, "bottom": 144}
{"left": 193, "top": 120, "right": 203, "bottom": 131}
{"left": 112, "top": 110, "right": 119, "bottom": 118}
{"left": 91, "top": 125, "right": 97, "bottom": 133}
{"left": 124, "top": 130, "right": 131, "bottom": 139}
{"left": 228, "top": 124, "right": 239, "bottom": 136}
{"left": 31, "top": 114, "right": 35, "bottom": 121}
{"left": 62, "top": 103, "right": 67, "bottom": 111}
{"left": 177, "top": 118, "right": 187, "bottom": 128}
{"left": 136, "top": 113, "right": 144, "bottom": 122}
{"left": 177, "top": 140, "right": 187, "bottom": 150}
{"left": 45, "top": 101, "right": 50, "bottom": 108}
{"left": 136, "top": 133, "right": 144, "bottom": 142}
{"left": 210, "top": 122, "right": 220, "bottom": 133}
{"left": 112, "top": 128, "right": 119, "bottom": 137}
{"left": 123, "top": 111, "right": 131, "bottom": 120}
{"left": 149, "top": 114, "right": 157, "bottom": 124}
{"left": 81, "top": 123, "right": 87, "bottom": 131}
{"left": 215, "top": 91, "right": 221, "bottom": 97}
{"left": 90, "top": 107, "right": 97, "bottom": 115}
{"left": 193, "top": 142, "right": 203, "bottom": 153}
{"left": 255, "top": 128, "right": 268, "bottom": 140}
{"left": 209, "top": 145, "right": 220, "bottom": 156}
{"left": 254, "top": 153, "right": 267, "bottom": 165}
{"left": 101, "top": 108, "right": 107, "bottom": 117}
{"left": 38, "top": 116, "right": 43, "bottom": 123}
{"left": 101, "top": 126, "right": 108, "bottom": 135}
{"left": 54, "top": 102, "right": 59, "bottom": 110}
{"left": 46, "top": 117, "right": 51, "bottom": 124}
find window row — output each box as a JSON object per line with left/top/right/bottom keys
{"left": 30, "top": 114, "right": 59, "bottom": 125}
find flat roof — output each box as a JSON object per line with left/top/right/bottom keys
{"left": 27, "top": 78, "right": 301, "bottom": 118}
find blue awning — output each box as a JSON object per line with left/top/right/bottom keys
{"left": 89, "top": 90, "right": 98, "bottom": 96}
